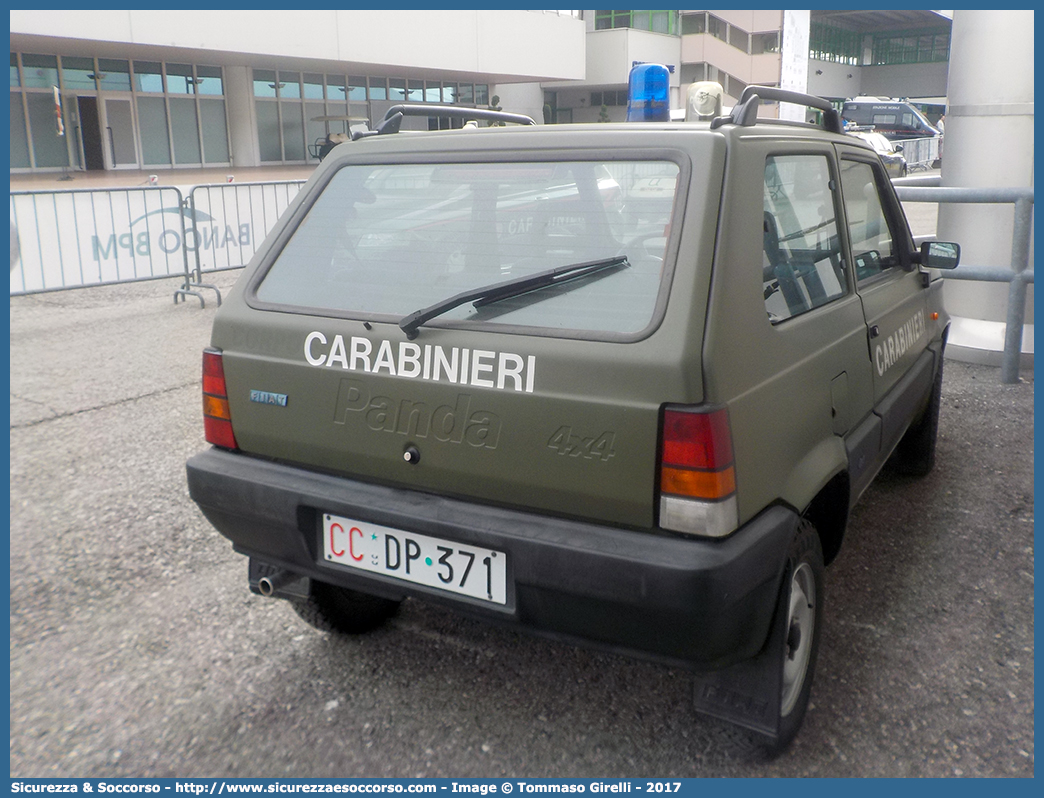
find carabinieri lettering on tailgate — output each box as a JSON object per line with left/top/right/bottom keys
{"left": 304, "top": 332, "right": 536, "bottom": 393}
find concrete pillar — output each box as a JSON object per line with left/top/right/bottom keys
{"left": 224, "top": 66, "right": 260, "bottom": 168}
{"left": 937, "top": 10, "right": 1034, "bottom": 366}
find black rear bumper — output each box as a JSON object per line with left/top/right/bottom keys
{"left": 187, "top": 447, "right": 798, "bottom": 670}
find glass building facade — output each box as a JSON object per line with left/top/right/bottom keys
{"left": 10, "top": 53, "right": 229, "bottom": 171}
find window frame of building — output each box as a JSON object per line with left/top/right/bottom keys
{"left": 809, "top": 22, "right": 863, "bottom": 66}
{"left": 871, "top": 29, "right": 950, "bottom": 65}
{"left": 131, "top": 61, "right": 164, "bottom": 94}
{"left": 97, "top": 59, "right": 133, "bottom": 93}
{"left": 681, "top": 12, "right": 706, "bottom": 35}
{"left": 594, "top": 10, "right": 630, "bottom": 30}
{"left": 60, "top": 56, "right": 97, "bottom": 91}
{"left": 257, "top": 69, "right": 369, "bottom": 164}
{"left": 368, "top": 77, "right": 388, "bottom": 101}
{"left": 590, "top": 90, "right": 627, "bottom": 108}
{"left": 255, "top": 69, "right": 318, "bottom": 164}
{"left": 707, "top": 14, "right": 727, "bottom": 43}
{"left": 20, "top": 53, "right": 59, "bottom": 90}
{"left": 251, "top": 70, "right": 488, "bottom": 165}
{"left": 729, "top": 27, "right": 750, "bottom": 55}
{"left": 166, "top": 62, "right": 197, "bottom": 95}
{"left": 685, "top": 13, "right": 761, "bottom": 58}
{"left": 154, "top": 63, "right": 230, "bottom": 166}
{"left": 10, "top": 52, "right": 231, "bottom": 172}
{"left": 751, "top": 31, "right": 781, "bottom": 55}
{"left": 595, "top": 9, "right": 677, "bottom": 35}
{"left": 344, "top": 76, "right": 364, "bottom": 102}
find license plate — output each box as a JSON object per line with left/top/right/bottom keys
{"left": 322, "top": 513, "right": 508, "bottom": 605}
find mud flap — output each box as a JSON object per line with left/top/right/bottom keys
{"left": 691, "top": 573, "right": 789, "bottom": 741}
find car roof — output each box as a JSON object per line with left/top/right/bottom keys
{"left": 345, "top": 89, "right": 857, "bottom": 152}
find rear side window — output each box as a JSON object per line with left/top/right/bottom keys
{"left": 762, "top": 155, "right": 847, "bottom": 323}
{"left": 255, "top": 160, "right": 681, "bottom": 337}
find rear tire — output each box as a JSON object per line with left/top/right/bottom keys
{"left": 768, "top": 519, "right": 824, "bottom": 755}
{"left": 292, "top": 580, "right": 401, "bottom": 634}
{"left": 889, "top": 355, "right": 943, "bottom": 476}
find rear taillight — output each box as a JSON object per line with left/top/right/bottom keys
{"left": 202, "top": 348, "right": 238, "bottom": 450}
{"left": 658, "top": 405, "right": 738, "bottom": 537}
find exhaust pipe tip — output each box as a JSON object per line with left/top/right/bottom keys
{"left": 258, "top": 569, "right": 298, "bottom": 597}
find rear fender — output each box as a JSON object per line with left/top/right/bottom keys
{"left": 781, "top": 436, "right": 847, "bottom": 518}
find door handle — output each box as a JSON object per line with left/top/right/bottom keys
{"left": 869, "top": 325, "right": 880, "bottom": 338}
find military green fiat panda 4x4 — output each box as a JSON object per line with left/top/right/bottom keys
{"left": 187, "top": 87, "right": 960, "bottom": 754}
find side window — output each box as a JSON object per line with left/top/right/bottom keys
{"left": 839, "top": 159, "right": 901, "bottom": 282}
{"left": 762, "top": 155, "right": 847, "bottom": 324}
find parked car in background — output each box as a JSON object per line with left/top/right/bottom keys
{"left": 850, "top": 130, "right": 909, "bottom": 178}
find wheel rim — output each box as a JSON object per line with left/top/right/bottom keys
{"left": 781, "top": 562, "right": 816, "bottom": 717}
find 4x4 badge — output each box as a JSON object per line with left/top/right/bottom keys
{"left": 250, "top": 390, "right": 288, "bottom": 407}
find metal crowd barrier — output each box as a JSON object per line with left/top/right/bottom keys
{"left": 10, "top": 179, "right": 307, "bottom": 308}
{"left": 895, "top": 183, "right": 1035, "bottom": 384}
{"left": 10, "top": 185, "right": 190, "bottom": 295}
{"left": 893, "top": 136, "right": 940, "bottom": 171}
{"left": 181, "top": 180, "right": 306, "bottom": 307}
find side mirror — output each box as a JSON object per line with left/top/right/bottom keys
{"left": 894, "top": 144, "right": 904, "bottom": 153}
{"left": 920, "top": 241, "right": 960, "bottom": 270}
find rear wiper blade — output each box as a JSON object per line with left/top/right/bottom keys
{"left": 399, "top": 255, "right": 629, "bottom": 340}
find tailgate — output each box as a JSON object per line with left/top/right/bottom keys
{"left": 210, "top": 149, "right": 720, "bottom": 529}
{"left": 218, "top": 319, "right": 672, "bottom": 529}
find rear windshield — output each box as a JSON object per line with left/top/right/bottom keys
{"left": 255, "top": 160, "right": 681, "bottom": 336}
